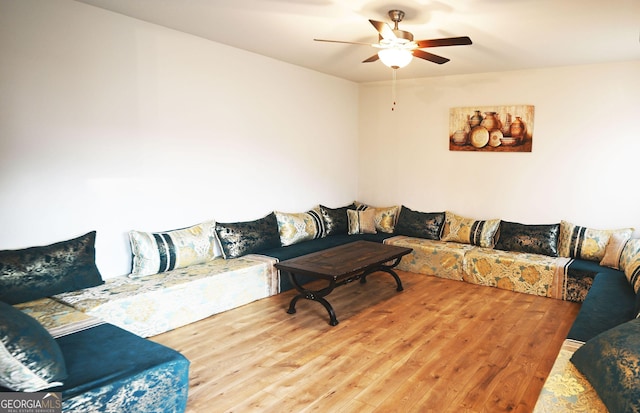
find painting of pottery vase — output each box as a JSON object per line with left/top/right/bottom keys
{"left": 449, "top": 105, "right": 535, "bottom": 152}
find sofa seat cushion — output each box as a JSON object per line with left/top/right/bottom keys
{"left": 384, "top": 236, "right": 473, "bottom": 281}
{"left": 53, "top": 324, "right": 188, "bottom": 412}
{"left": 462, "top": 248, "right": 569, "bottom": 298}
{"left": 15, "top": 298, "right": 103, "bottom": 338}
{"left": 53, "top": 256, "right": 278, "bottom": 337}
{"left": 533, "top": 339, "right": 606, "bottom": 413}
{"left": 563, "top": 258, "right": 621, "bottom": 303}
{"left": 567, "top": 271, "right": 637, "bottom": 342}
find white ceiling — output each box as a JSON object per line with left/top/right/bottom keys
{"left": 75, "top": 0, "right": 640, "bottom": 83}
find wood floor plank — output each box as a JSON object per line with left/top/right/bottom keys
{"left": 152, "top": 271, "right": 580, "bottom": 412}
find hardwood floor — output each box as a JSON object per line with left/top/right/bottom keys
{"left": 151, "top": 271, "right": 580, "bottom": 413}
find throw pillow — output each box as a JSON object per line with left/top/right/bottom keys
{"left": 440, "top": 211, "right": 501, "bottom": 248}
{"left": 347, "top": 209, "right": 377, "bottom": 235}
{"left": 275, "top": 208, "right": 325, "bottom": 247}
{"left": 494, "top": 221, "right": 560, "bottom": 257}
{"left": 620, "top": 239, "right": 640, "bottom": 294}
{"left": 0, "top": 231, "right": 103, "bottom": 305}
{"left": 129, "top": 221, "right": 217, "bottom": 277}
{"left": 394, "top": 206, "right": 445, "bottom": 240}
{"left": 570, "top": 318, "right": 640, "bottom": 413}
{"left": 600, "top": 232, "right": 631, "bottom": 270}
{"left": 0, "top": 300, "right": 67, "bottom": 392}
{"left": 319, "top": 204, "right": 355, "bottom": 236}
{"left": 558, "top": 221, "right": 634, "bottom": 262}
{"left": 354, "top": 202, "right": 399, "bottom": 233}
{"left": 215, "top": 213, "right": 281, "bottom": 259}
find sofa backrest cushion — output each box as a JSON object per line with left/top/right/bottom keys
{"left": 394, "top": 206, "right": 444, "bottom": 240}
{"left": 354, "top": 202, "right": 400, "bottom": 234}
{"left": 129, "top": 221, "right": 217, "bottom": 277}
{"left": 600, "top": 232, "right": 631, "bottom": 269}
{"left": 558, "top": 220, "right": 633, "bottom": 262}
{"left": 440, "top": 211, "right": 501, "bottom": 248}
{"left": 0, "top": 300, "right": 67, "bottom": 392}
{"left": 215, "top": 213, "right": 281, "bottom": 259}
{"left": 319, "top": 204, "right": 355, "bottom": 236}
{"left": 620, "top": 239, "right": 640, "bottom": 294}
{"left": 275, "top": 209, "right": 325, "bottom": 246}
{"left": 495, "top": 221, "right": 560, "bottom": 257}
{"left": 0, "top": 231, "right": 103, "bottom": 305}
{"left": 347, "top": 209, "right": 377, "bottom": 235}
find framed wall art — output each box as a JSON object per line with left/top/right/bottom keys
{"left": 449, "top": 105, "right": 535, "bottom": 152}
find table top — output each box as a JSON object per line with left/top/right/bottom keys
{"left": 274, "top": 240, "right": 412, "bottom": 280}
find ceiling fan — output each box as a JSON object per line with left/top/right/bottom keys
{"left": 314, "top": 9, "right": 472, "bottom": 69}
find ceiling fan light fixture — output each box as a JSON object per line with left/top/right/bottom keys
{"left": 378, "top": 48, "right": 413, "bottom": 69}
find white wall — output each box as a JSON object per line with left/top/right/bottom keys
{"left": 358, "top": 61, "right": 640, "bottom": 233}
{"left": 0, "top": 0, "right": 359, "bottom": 278}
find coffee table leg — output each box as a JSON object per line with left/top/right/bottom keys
{"left": 286, "top": 272, "right": 339, "bottom": 326}
{"left": 359, "top": 257, "right": 404, "bottom": 291}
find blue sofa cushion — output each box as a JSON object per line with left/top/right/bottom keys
{"left": 215, "top": 212, "right": 281, "bottom": 259}
{"left": 395, "top": 206, "right": 444, "bottom": 240}
{"left": 567, "top": 271, "right": 636, "bottom": 342}
{"left": 0, "top": 231, "right": 103, "bottom": 305}
{"left": 0, "top": 301, "right": 67, "bottom": 392}
{"left": 495, "top": 221, "right": 559, "bottom": 257}
{"left": 563, "top": 258, "right": 621, "bottom": 303}
{"left": 258, "top": 233, "right": 395, "bottom": 291}
{"left": 571, "top": 318, "right": 640, "bottom": 413}
{"left": 48, "top": 324, "right": 189, "bottom": 412}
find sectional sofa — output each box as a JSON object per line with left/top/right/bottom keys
{"left": 2, "top": 202, "right": 639, "bottom": 412}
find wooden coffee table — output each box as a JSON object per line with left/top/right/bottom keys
{"left": 274, "top": 240, "right": 412, "bottom": 325}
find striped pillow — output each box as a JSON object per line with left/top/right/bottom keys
{"left": 620, "top": 239, "right": 640, "bottom": 294}
{"left": 275, "top": 208, "right": 325, "bottom": 246}
{"left": 440, "top": 211, "right": 501, "bottom": 248}
{"left": 129, "top": 221, "right": 216, "bottom": 277}
{"left": 558, "top": 221, "right": 634, "bottom": 262}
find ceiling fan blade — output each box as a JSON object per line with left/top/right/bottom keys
{"left": 362, "top": 54, "right": 379, "bottom": 63}
{"left": 314, "top": 38, "right": 376, "bottom": 46}
{"left": 413, "top": 49, "right": 450, "bottom": 64}
{"left": 369, "top": 19, "right": 396, "bottom": 40}
{"left": 415, "top": 36, "right": 472, "bottom": 48}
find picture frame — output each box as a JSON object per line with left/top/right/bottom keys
{"left": 449, "top": 105, "right": 535, "bottom": 152}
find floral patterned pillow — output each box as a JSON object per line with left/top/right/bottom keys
{"left": 558, "top": 221, "right": 634, "bottom": 262}
{"left": 130, "top": 221, "right": 216, "bottom": 277}
{"left": 440, "top": 211, "right": 501, "bottom": 248}
{"left": 275, "top": 208, "right": 324, "bottom": 246}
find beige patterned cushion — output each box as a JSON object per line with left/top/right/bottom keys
{"left": 347, "top": 209, "right": 377, "bottom": 235}
{"left": 620, "top": 239, "right": 640, "bottom": 294}
{"left": 274, "top": 208, "right": 324, "bottom": 246}
{"left": 129, "top": 221, "right": 216, "bottom": 277}
{"left": 354, "top": 202, "right": 399, "bottom": 233}
{"left": 558, "top": 221, "right": 634, "bottom": 262}
{"left": 600, "top": 232, "right": 631, "bottom": 269}
{"left": 440, "top": 211, "right": 501, "bottom": 248}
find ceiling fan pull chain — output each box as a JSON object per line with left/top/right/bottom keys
{"left": 391, "top": 69, "right": 397, "bottom": 111}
